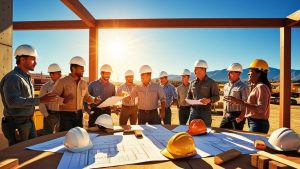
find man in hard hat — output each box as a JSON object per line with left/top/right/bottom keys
{"left": 220, "top": 63, "right": 248, "bottom": 130}
{"left": 117, "top": 70, "right": 138, "bottom": 125}
{"left": 51, "top": 56, "right": 100, "bottom": 131}
{"left": 187, "top": 59, "right": 220, "bottom": 127}
{"left": 0, "top": 44, "right": 58, "bottom": 145}
{"left": 39, "top": 63, "right": 62, "bottom": 135}
{"left": 176, "top": 69, "right": 191, "bottom": 125}
{"left": 86, "top": 64, "right": 115, "bottom": 127}
{"left": 159, "top": 71, "right": 177, "bottom": 124}
{"left": 124, "top": 65, "right": 166, "bottom": 124}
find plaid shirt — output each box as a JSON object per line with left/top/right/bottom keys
{"left": 223, "top": 79, "right": 249, "bottom": 113}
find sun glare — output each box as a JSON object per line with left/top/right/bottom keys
{"left": 109, "top": 40, "right": 125, "bottom": 59}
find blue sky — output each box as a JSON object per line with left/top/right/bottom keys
{"left": 13, "top": 0, "right": 300, "bottom": 81}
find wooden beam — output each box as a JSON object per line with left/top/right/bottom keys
{"left": 279, "top": 26, "right": 291, "bottom": 128}
{"left": 61, "top": 0, "right": 95, "bottom": 27}
{"left": 13, "top": 20, "right": 88, "bottom": 30}
{"left": 89, "top": 27, "right": 98, "bottom": 82}
{"left": 96, "top": 18, "right": 286, "bottom": 28}
{"left": 13, "top": 18, "right": 287, "bottom": 30}
{"left": 285, "top": 10, "right": 300, "bottom": 27}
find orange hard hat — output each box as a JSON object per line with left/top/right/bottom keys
{"left": 187, "top": 119, "right": 207, "bottom": 136}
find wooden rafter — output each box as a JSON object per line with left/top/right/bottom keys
{"left": 13, "top": 18, "right": 292, "bottom": 30}
{"left": 13, "top": 20, "right": 88, "bottom": 30}
{"left": 285, "top": 9, "right": 300, "bottom": 27}
{"left": 61, "top": 0, "right": 95, "bottom": 27}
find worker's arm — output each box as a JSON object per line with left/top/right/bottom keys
{"left": 51, "top": 79, "right": 67, "bottom": 104}
{"left": 158, "top": 86, "right": 166, "bottom": 120}
{"left": 172, "top": 86, "right": 178, "bottom": 107}
{"left": 3, "top": 75, "right": 40, "bottom": 107}
{"left": 210, "top": 81, "right": 220, "bottom": 103}
{"left": 39, "top": 84, "right": 49, "bottom": 117}
{"left": 236, "top": 85, "right": 249, "bottom": 123}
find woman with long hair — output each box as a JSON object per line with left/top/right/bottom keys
{"left": 224, "top": 59, "right": 271, "bottom": 133}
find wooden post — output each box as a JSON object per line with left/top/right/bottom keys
{"left": 0, "top": 0, "right": 13, "bottom": 146}
{"left": 279, "top": 26, "right": 291, "bottom": 128}
{"left": 89, "top": 27, "right": 98, "bottom": 82}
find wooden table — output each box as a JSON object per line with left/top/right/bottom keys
{"left": 0, "top": 125, "right": 299, "bottom": 169}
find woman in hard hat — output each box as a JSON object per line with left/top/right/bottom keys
{"left": 224, "top": 59, "right": 271, "bottom": 134}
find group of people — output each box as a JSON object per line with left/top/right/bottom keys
{"left": 0, "top": 44, "right": 272, "bottom": 146}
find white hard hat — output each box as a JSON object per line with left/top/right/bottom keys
{"left": 227, "top": 63, "right": 243, "bottom": 73}
{"left": 95, "top": 114, "right": 114, "bottom": 129}
{"left": 268, "top": 127, "right": 300, "bottom": 151}
{"left": 181, "top": 69, "right": 191, "bottom": 76}
{"left": 14, "top": 44, "right": 38, "bottom": 58}
{"left": 48, "top": 63, "right": 61, "bottom": 73}
{"left": 125, "top": 70, "right": 134, "bottom": 76}
{"left": 100, "top": 64, "right": 112, "bottom": 73}
{"left": 194, "top": 59, "right": 208, "bottom": 69}
{"left": 159, "top": 71, "right": 168, "bottom": 78}
{"left": 69, "top": 56, "right": 86, "bottom": 67}
{"left": 64, "top": 127, "right": 93, "bottom": 153}
{"left": 139, "top": 65, "right": 152, "bottom": 74}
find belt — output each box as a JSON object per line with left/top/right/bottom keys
{"left": 48, "top": 110, "right": 58, "bottom": 114}
{"left": 226, "top": 111, "right": 242, "bottom": 114}
{"left": 122, "top": 105, "right": 136, "bottom": 108}
{"left": 247, "top": 117, "right": 268, "bottom": 121}
{"left": 138, "top": 109, "right": 157, "bottom": 113}
{"left": 180, "top": 106, "right": 191, "bottom": 108}
{"left": 4, "top": 115, "right": 33, "bottom": 120}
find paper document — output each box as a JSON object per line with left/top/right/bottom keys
{"left": 185, "top": 99, "right": 205, "bottom": 105}
{"left": 98, "top": 96, "right": 124, "bottom": 108}
{"left": 57, "top": 134, "right": 168, "bottom": 169}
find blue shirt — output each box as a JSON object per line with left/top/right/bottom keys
{"left": 88, "top": 79, "right": 115, "bottom": 108}
{"left": 161, "top": 83, "right": 177, "bottom": 107}
{"left": 0, "top": 67, "right": 39, "bottom": 117}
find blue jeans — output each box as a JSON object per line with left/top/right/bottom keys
{"left": 189, "top": 107, "right": 212, "bottom": 127}
{"left": 247, "top": 118, "right": 269, "bottom": 134}
{"left": 178, "top": 106, "right": 191, "bottom": 125}
{"left": 59, "top": 111, "right": 83, "bottom": 131}
{"left": 163, "top": 107, "right": 172, "bottom": 125}
{"left": 2, "top": 117, "right": 37, "bottom": 146}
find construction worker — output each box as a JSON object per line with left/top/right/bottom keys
{"left": 117, "top": 70, "right": 138, "bottom": 125}
{"left": 220, "top": 63, "right": 248, "bottom": 130}
{"left": 224, "top": 59, "right": 271, "bottom": 134}
{"left": 0, "top": 44, "right": 58, "bottom": 145}
{"left": 39, "top": 63, "right": 62, "bottom": 135}
{"left": 124, "top": 65, "right": 166, "bottom": 124}
{"left": 159, "top": 71, "right": 177, "bottom": 124}
{"left": 187, "top": 59, "right": 220, "bottom": 127}
{"left": 51, "top": 56, "right": 100, "bottom": 131}
{"left": 87, "top": 64, "right": 115, "bottom": 127}
{"left": 176, "top": 69, "right": 191, "bottom": 125}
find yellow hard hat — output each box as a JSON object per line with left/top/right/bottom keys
{"left": 248, "top": 59, "right": 269, "bottom": 72}
{"left": 161, "top": 132, "right": 197, "bottom": 159}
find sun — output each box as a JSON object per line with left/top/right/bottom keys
{"left": 109, "top": 40, "right": 125, "bottom": 59}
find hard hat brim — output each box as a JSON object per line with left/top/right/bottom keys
{"left": 66, "top": 140, "right": 93, "bottom": 153}
{"left": 160, "top": 148, "right": 197, "bottom": 159}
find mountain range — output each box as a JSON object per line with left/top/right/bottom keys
{"left": 156, "top": 67, "right": 300, "bottom": 82}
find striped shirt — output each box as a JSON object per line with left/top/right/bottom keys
{"left": 223, "top": 79, "right": 248, "bottom": 113}
{"left": 176, "top": 83, "right": 190, "bottom": 107}
{"left": 131, "top": 82, "right": 166, "bottom": 110}
{"left": 161, "top": 83, "right": 177, "bottom": 107}
{"left": 39, "top": 80, "right": 60, "bottom": 116}
{"left": 117, "top": 83, "right": 136, "bottom": 106}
